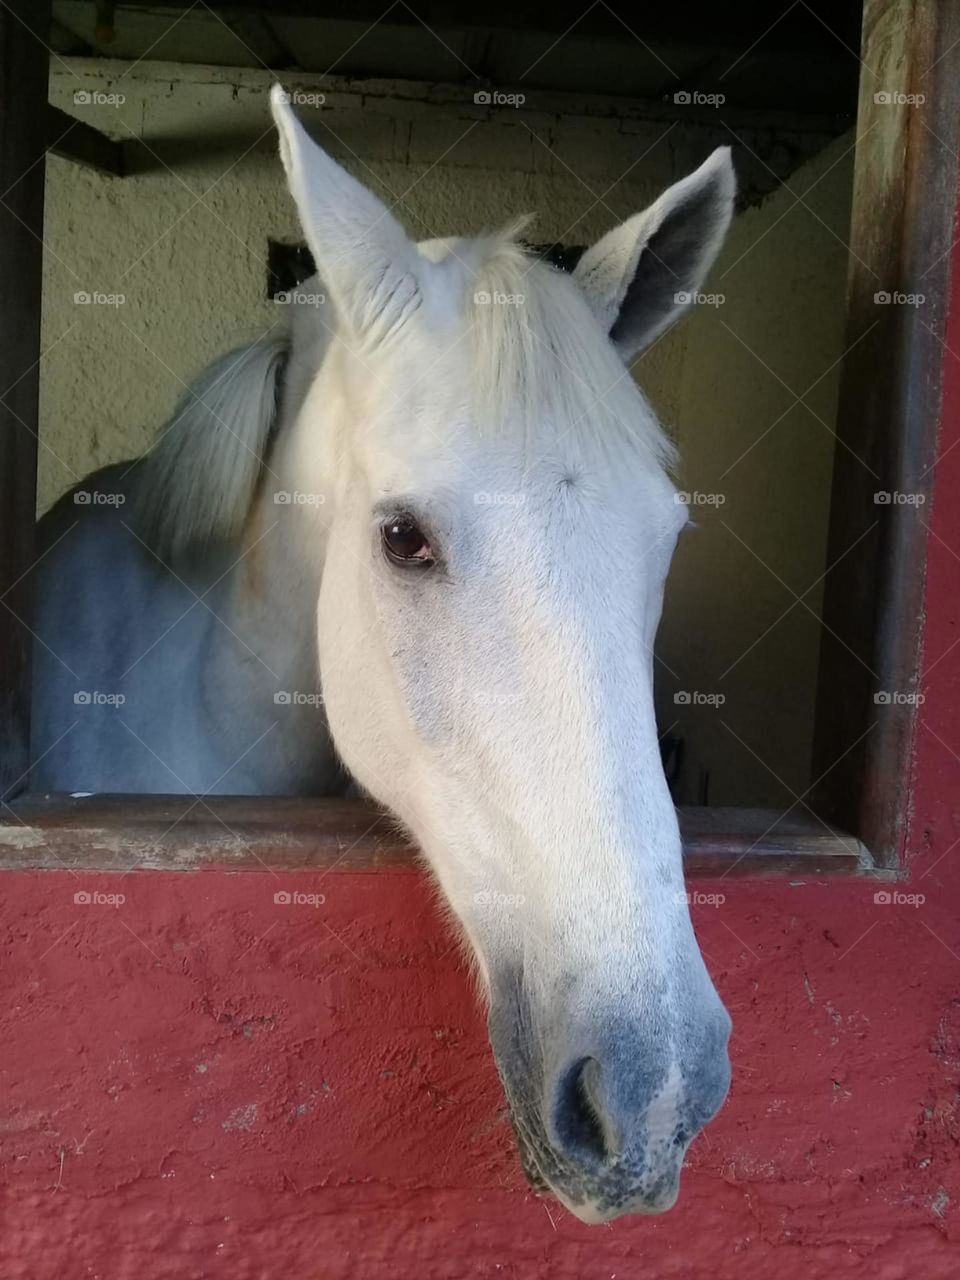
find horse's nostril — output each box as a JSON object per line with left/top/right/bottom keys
{"left": 552, "top": 1057, "right": 615, "bottom": 1168}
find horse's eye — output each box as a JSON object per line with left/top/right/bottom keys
{"left": 381, "top": 517, "right": 434, "bottom": 568}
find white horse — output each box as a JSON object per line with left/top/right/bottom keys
{"left": 33, "top": 85, "right": 736, "bottom": 1222}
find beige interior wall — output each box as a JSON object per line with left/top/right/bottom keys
{"left": 39, "top": 61, "right": 854, "bottom": 805}
{"left": 658, "top": 133, "right": 854, "bottom": 806}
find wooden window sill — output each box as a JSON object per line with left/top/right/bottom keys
{"left": 0, "top": 795, "right": 871, "bottom": 874}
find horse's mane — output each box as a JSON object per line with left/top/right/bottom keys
{"left": 465, "top": 228, "right": 677, "bottom": 470}
{"left": 134, "top": 336, "right": 289, "bottom": 565}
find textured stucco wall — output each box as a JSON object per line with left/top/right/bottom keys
{"left": 1, "top": 855, "right": 959, "bottom": 1280}
{"left": 39, "top": 61, "right": 852, "bottom": 805}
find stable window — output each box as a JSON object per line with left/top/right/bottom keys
{"left": 2, "top": 0, "right": 957, "bottom": 875}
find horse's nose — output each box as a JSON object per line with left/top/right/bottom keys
{"left": 542, "top": 1015, "right": 731, "bottom": 1219}
{"left": 550, "top": 1056, "right": 620, "bottom": 1168}
{"left": 488, "top": 976, "right": 731, "bottom": 1221}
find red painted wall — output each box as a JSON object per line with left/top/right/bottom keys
{"left": 4, "top": 236, "right": 960, "bottom": 1280}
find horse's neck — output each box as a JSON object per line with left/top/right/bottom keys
{"left": 213, "top": 416, "right": 330, "bottom": 674}
{"left": 195, "top": 305, "right": 339, "bottom": 789}
{"left": 181, "top": 464, "right": 318, "bottom": 778}
{"left": 219, "top": 518, "right": 322, "bottom": 681}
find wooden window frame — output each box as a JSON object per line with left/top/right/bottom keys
{"left": 1, "top": 0, "right": 957, "bottom": 876}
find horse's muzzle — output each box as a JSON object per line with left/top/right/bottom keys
{"left": 489, "top": 989, "right": 731, "bottom": 1223}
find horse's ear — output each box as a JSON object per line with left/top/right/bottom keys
{"left": 270, "top": 84, "right": 420, "bottom": 340}
{"left": 572, "top": 147, "right": 735, "bottom": 360}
